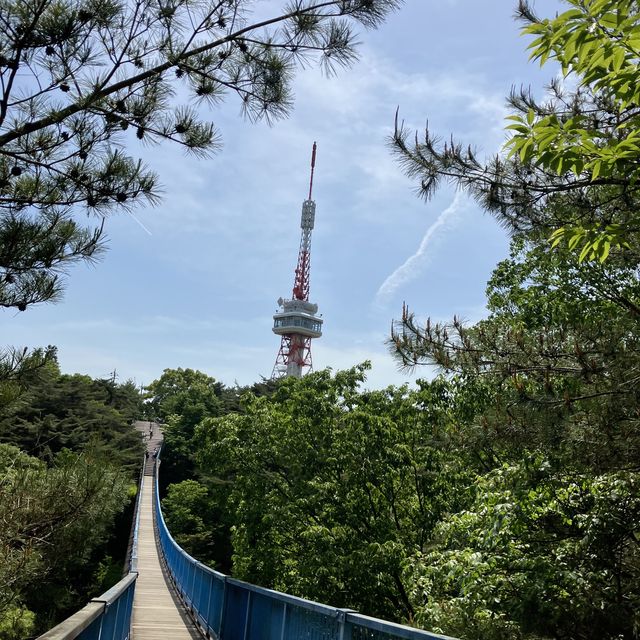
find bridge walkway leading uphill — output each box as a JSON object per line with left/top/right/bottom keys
{"left": 130, "top": 421, "right": 202, "bottom": 640}
{"left": 38, "top": 421, "right": 453, "bottom": 640}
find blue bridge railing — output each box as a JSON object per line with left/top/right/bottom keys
{"left": 36, "top": 462, "right": 145, "bottom": 640}
{"left": 80, "top": 574, "right": 136, "bottom": 640}
{"left": 36, "top": 573, "right": 136, "bottom": 640}
{"left": 154, "top": 459, "right": 454, "bottom": 640}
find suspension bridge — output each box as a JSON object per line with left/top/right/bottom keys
{"left": 37, "top": 422, "right": 454, "bottom": 640}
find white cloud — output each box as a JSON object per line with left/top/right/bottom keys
{"left": 138, "top": 44, "right": 509, "bottom": 238}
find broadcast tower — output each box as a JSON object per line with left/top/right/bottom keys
{"left": 271, "top": 143, "right": 323, "bottom": 378}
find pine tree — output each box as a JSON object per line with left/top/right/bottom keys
{"left": 389, "top": 0, "right": 640, "bottom": 263}
{"left": 0, "top": 0, "right": 400, "bottom": 310}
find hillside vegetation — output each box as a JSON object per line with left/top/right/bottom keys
{"left": 152, "top": 262, "right": 640, "bottom": 640}
{"left": 0, "top": 355, "right": 144, "bottom": 639}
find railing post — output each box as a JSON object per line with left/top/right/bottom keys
{"left": 189, "top": 562, "right": 196, "bottom": 608}
{"left": 96, "top": 609, "right": 105, "bottom": 640}
{"left": 195, "top": 566, "right": 201, "bottom": 617}
{"left": 279, "top": 603, "right": 287, "bottom": 640}
{"left": 182, "top": 555, "right": 189, "bottom": 596}
{"left": 219, "top": 577, "right": 228, "bottom": 639}
{"left": 124, "top": 581, "right": 135, "bottom": 640}
{"left": 111, "top": 597, "right": 121, "bottom": 640}
{"left": 337, "top": 609, "right": 356, "bottom": 640}
{"left": 205, "top": 571, "right": 213, "bottom": 635}
{"left": 198, "top": 566, "right": 204, "bottom": 617}
{"left": 242, "top": 590, "right": 252, "bottom": 640}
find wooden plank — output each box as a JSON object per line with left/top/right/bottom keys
{"left": 131, "top": 428, "right": 202, "bottom": 640}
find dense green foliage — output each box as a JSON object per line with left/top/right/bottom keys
{"left": 406, "top": 460, "right": 639, "bottom": 639}
{"left": 193, "top": 367, "right": 473, "bottom": 621}
{"left": 0, "top": 353, "right": 144, "bottom": 638}
{"left": 383, "top": 1, "right": 640, "bottom": 637}
{"left": 147, "top": 367, "right": 225, "bottom": 489}
{"left": 0, "top": 359, "right": 143, "bottom": 471}
{"left": 151, "top": 368, "right": 276, "bottom": 572}
{"left": 508, "top": 0, "right": 640, "bottom": 260}
{"left": 0, "top": 444, "right": 132, "bottom": 638}
{"left": 161, "top": 479, "right": 225, "bottom": 567}
{"left": 383, "top": 233, "right": 640, "bottom": 638}
{"left": 155, "top": 273, "right": 640, "bottom": 638}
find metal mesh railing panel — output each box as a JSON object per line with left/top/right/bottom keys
{"left": 76, "top": 616, "right": 103, "bottom": 640}
{"left": 245, "top": 591, "right": 285, "bottom": 640}
{"left": 284, "top": 604, "right": 341, "bottom": 640}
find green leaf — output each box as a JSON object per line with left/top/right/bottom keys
{"left": 578, "top": 242, "right": 593, "bottom": 263}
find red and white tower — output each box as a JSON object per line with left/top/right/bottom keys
{"left": 271, "top": 143, "right": 323, "bottom": 379}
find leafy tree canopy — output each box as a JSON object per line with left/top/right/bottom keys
{"left": 0, "top": 353, "right": 144, "bottom": 635}
{"left": 385, "top": 167, "right": 640, "bottom": 635}
{"left": 0, "top": 353, "right": 144, "bottom": 472}
{"left": 0, "top": 443, "right": 131, "bottom": 638}
{"left": 392, "top": 233, "right": 640, "bottom": 471}
{"left": 161, "top": 479, "right": 228, "bottom": 569}
{"left": 194, "top": 364, "right": 474, "bottom": 622}
{"left": 388, "top": 232, "right": 640, "bottom": 636}
{"left": 154, "top": 355, "right": 640, "bottom": 638}
{"left": 146, "top": 366, "right": 223, "bottom": 424}
{"left": 406, "top": 457, "right": 640, "bottom": 640}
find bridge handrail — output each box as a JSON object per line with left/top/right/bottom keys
{"left": 36, "top": 572, "right": 137, "bottom": 640}
{"left": 36, "top": 451, "right": 147, "bottom": 640}
{"left": 127, "top": 456, "right": 145, "bottom": 572}
{"left": 154, "top": 454, "right": 456, "bottom": 640}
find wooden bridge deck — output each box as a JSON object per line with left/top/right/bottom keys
{"left": 131, "top": 422, "right": 201, "bottom": 640}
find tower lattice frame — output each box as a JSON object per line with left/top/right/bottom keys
{"left": 271, "top": 144, "right": 323, "bottom": 379}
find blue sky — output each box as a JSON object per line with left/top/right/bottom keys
{"left": 7, "top": 0, "right": 562, "bottom": 389}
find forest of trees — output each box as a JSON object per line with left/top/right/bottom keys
{"left": 2, "top": 0, "right": 640, "bottom": 639}
{"left": 152, "top": 236, "right": 639, "bottom": 638}
{"left": 0, "top": 354, "right": 144, "bottom": 638}
{"left": 153, "top": 2, "right": 640, "bottom": 638}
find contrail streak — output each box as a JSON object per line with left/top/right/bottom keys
{"left": 127, "top": 210, "right": 153, "bottom": 236}
{"left": 375, "top": 193, "right": 465, "bottom": 305}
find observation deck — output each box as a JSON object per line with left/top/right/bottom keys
{"left": 272, "top": 298, "right": 323, "bottom": 339}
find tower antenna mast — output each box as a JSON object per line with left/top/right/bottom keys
{"left": 308, "top": 141, "right": 316, "bottom": 200}
{"left": 271, "top": 143, "right": 323, "bottom": 379}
